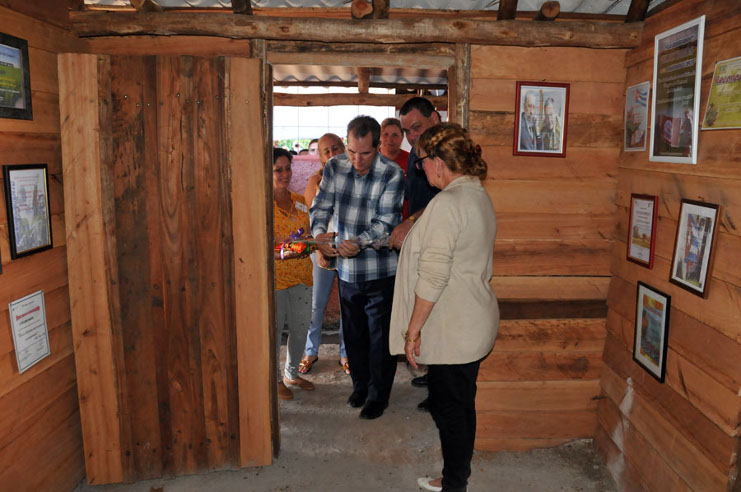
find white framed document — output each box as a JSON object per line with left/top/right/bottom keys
{"left": 8, "top": 290, "right": 50, "bottom": 373}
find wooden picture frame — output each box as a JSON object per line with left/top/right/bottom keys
{"left": 0, "top": 32, "right": 33, "bottom": 120}
{"left": 513, "top": 81, "right": 569, "bottom": 158}
{"left": 669, "top": 199, "right": 719, "bottom": 298}
{"left": 627, "top": 193, "right": 658, "bottom": 269}
{"left": 633, "top": 281, "right": 671, "bottom": 383}
{"left": 649, "top": 16, "right": 705, "bottom": 164}
{"left": 2, "top": 164, "right": 53, "bottom": 259}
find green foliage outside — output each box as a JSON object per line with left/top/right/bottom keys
{"left": 0, "top": 65, "right": 23, "bottom": 107}
{"left": 275, "top": 138, "right": 314, "bottom": 152}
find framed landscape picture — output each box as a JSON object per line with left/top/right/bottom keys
{"left": 633, "top": 281, "right": 671, "bottom": 383}
{"left": 627, "top": 194, "right": 658, "bottom": 268}
{"left": 649, "top": 16, "right": 705, "bottom": 164}
{"left": 0, "top": 32, "right": 33, "bottom": 120}
{"left": 669, "top": 199, "right": 719, "bottom": 298}
{"left": 513, "top": 81, "right": 569, "bottom": 158}
{"left": 2, "top": 164, "right": 53, "bottom": 259}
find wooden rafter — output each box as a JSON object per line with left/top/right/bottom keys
{"left": 625, "top": 0, "right": 650, "bottom": 23}
{"left": 232, "top": 0, "right": 253, "bottom": 16}
{"left": 273, "top": 80, "right": 448, "bottom": 91}
{"left": 350, "top": 0, "right": 374, "bottom": 19}
{"left": 69, "top": 12, "right": 642, "bottom": 49}
{"left": 372, "top": 0, "right": 390, "bottom": 19}
{"left": 357, "top": 67, "right": 371, "bottom": 93}
{"left": 129, "top": 0, "right": 163, "bottom": 13}
{"left": 534, "top": 1, "right": 560, "bottom": 21}
{"left": 273, "top": 92, "right": 447, "bottom": 109}
{"left": 497, "top": 0, "right": 518, "bottom": 21}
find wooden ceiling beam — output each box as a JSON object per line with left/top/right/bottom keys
{"left": 273, "top": 92, "right": 447, "bottom": 109}
{"left": 357, "top": 67, "right": 371, "bottom": 93}
{"left": 232, "top": 0, "right": 253, "bottom": 16}
{"left": 274, "top": 80, "right": 448, "bottom": 91}
{"left": 534, "top": 1, "right": 560, "bottom": 21}
{"left": 497, "top": 0, "right": 518, "bottom": 20}
{"left": 129, "top": 0, "right": 163, "bottom": 13}
{"left": 625, "top": 0, "right": 650, "bottom": 23}
{"left": 69, "top": 12, "right": 642, "bottom": 49}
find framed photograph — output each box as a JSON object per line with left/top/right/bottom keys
{"left": 2, "top": 164, "right": 53, "bottom": 259}
{"left": 0, "top": 32, "right": 33, "bottom": 120}
{"left": 669, "top": 199, "right": 719, "bottom": 298}
{"left": 627, "top": 194, "right": 658, "bottom": 268}
{"left": 625, "top": 81, "right": 650, "bottom": 151}
{"left": 702, "top": 56, "right": 741, "bottom": 130}
{"left": 513, "top": 81, "right": 570, "bottom": 158}
{"left": 633, "top": 281, "right": 671, "bottom": 383}
{"left": 649, "top": 16, "right": 705, "bottom": 164}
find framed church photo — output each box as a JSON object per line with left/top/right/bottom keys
{"left": 627, "top": 194, "right": 658, "bottom": 268}
{"left": 3, "top": 164, "right": 53, "bottom": 259}
{"left": 633, "top": 282, "right": 671, "bottom": 383}
{"left": 669, "top": 199, "right": 719, "bottom": 298}
{"left": 0, "top": 32, "right": 33, "bottom": 120}
{"left": 513, "top": 81, "right": 569, "bottom": 158}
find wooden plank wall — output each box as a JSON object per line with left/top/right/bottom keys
{"left": 0, "top": 7, "right": 87, "bottom": 492}
{"left": 595, "top": 1, "right": 741, "bottom": 490}
{"left": 468, "top": 45, "right": 627, "bottom": 450}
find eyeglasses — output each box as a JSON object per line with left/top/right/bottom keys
{"left": 414, "top": 155, "right": 429, "bottom": 170}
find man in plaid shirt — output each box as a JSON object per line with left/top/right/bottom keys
{"left": 311, "top": 115, "right": 404, "bottom": 420}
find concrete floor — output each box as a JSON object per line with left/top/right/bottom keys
{"left": 76, "top": 341, "right": 616, "bottom": 492}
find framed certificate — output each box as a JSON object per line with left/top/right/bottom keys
{"left": 626, "top": 194, "right": 658, "bottom": 268}
{"left": 8, "top": 290, "right": 50, "bottom": 374}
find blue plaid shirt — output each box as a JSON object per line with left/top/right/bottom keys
{"left": 310, "top": 152, "right": 404, "bottom": 283}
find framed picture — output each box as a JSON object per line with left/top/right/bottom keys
{"left": 649, "top": 16, "right": 705, "bottom": 164}
{"left": 0, "top": 32, "right": 33, "bottom": 120}
{"left": 702, "top": 56, "right": 741, "bottom": 130}
{"left": 633, "top": 281, "right": 671, "bottom": 383}
{"left": 625, "top": 81, "right": 650, "bottom": 151}
{"left": 2, "top": 164, "right": 53, "bottom": 259}
{"left": 669, "top": 199, "right": 719, "bottom": 298}
{"left": 513, "top": 81, "right": 569, "bottom": 158}
{"left": 627, "top": 194, "right": 658, "bottom": 268}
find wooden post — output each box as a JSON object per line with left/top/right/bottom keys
{"left": 534, "top": 1, "right": 560, "bottom": 21}
{"left": 229, "top": 56, "right": 275, "bottom": 467}
{"left": 58, "top": 53, "right": 126, "bottom": 485}
{"left": 454, "top": 44, "right": 470, "bottom": 128}
{"left": 497, "top": 0, "right": 518, "bottom": 20}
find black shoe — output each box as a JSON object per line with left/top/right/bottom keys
{"left": 411, "top": 374, "right": 429, "bottom": 387}
{"left": 417, "top": 396, "right": 430, "bottom": 412}
{"left": 359, "top": 400, "right": 388, "bottom": 420}
{"left": 347, "top": 391, "right": 368, "bottom": 408}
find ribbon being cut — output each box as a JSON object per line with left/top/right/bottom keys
{"left": 275, "top": 228, "right": 391, "bottom": 259}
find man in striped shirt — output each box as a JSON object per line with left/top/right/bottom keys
{"left": 311, "top": 115, "right": 404, "bottom": 420}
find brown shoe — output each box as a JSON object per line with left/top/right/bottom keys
{"left": 278, "top": 381, "right": 293, "bottom": 400}
{"left": 283, "top": 375, "right": 315, "bottom": 391}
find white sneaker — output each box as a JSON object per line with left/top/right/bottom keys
{"left": 418, "top": 477, "right": 443, "bottom": 491}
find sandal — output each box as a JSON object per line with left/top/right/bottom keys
{"left": 298, "top": 355, "right": 318, "bottom": 374}
{"left": 339, "top": 358, "right": 351, "bottom": 375}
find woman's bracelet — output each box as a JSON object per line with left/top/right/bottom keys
{"left": 403, "top": 331, "right": 420, "bottom": 343}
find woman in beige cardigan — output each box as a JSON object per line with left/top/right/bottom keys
{"left": 389, "top": 123, "right": 499, "bottom": 492}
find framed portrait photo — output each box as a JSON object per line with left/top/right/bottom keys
{"left": 649, "top": 16, "right": 705, "bottom": 164}
{"left": 625, "top": 81, "right": 650, "bottom": 151}
{"left": 627, "top": 194, "right": 658, "bottom": 268}
{"left": 513, "top": 81, "right": 569, "bottom": 158}
{"left": 669, "top": 199, "right": 719, "bottom": 298}
{"left": 0, "top": 32, "right": 33, "bottom": 120}
{"left": 2, "top": 164, "right": 53, "bottom": 259}
{"left": 633, "top": 281, "right": 671, "bottom": 383}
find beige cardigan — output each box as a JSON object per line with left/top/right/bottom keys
{"left": 389, "top": 175, "right": 499, "bottom": 364}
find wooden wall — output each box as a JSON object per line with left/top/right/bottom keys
{"left": 0, "top": 6, "right": 86, "bottom": 491}
{"left": 468, "top": 45, "right": 627, "bottom": 450}
{"left": 595, "top": 0, "right": 741, "bottom": 490}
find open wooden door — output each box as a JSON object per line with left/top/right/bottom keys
{"left": 58, "top": 53, "right": 274, "bottom": 485}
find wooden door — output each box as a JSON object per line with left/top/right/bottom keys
{"left": 58, "top": 54, "right": 274, "bottom": 485}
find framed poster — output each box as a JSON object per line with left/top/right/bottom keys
{"left": 2, "top": 164, "right": 53, "bottom": 259}
{"left": 627, "top": 194, "right": 658, "bottom": 268}
{"left": 669, "top": 199, "right": 719, "bottom": 298}
{"left": 625, "top": 81, "right": 650, "bottom": 151}
{"left": 0, "top": 32, "right": 33, "bottom": 120}
{"left": 513, "top": 81, "right": 570, "bottom": 158}
{"left": 8, "top": 290, "right": 50, "bottom": 374}
{"left": 633, "top": 282, "right": 671, "bottom": 383}
{"left": 702, "top": 56, "right": 741, "bottom": 130}
{"left": 649, "top": 16, "right": 705, "bottom": 164}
